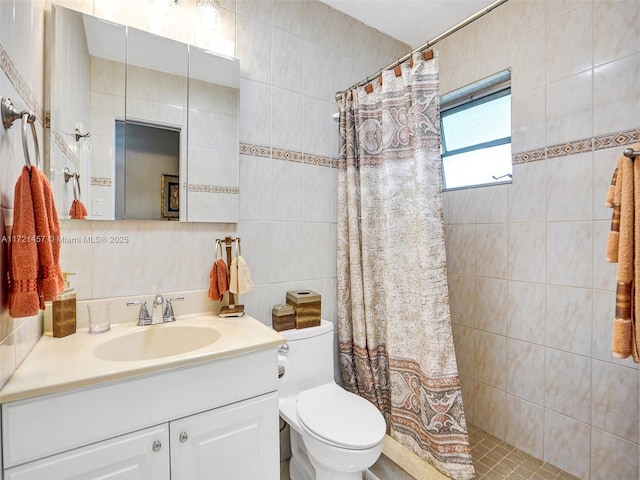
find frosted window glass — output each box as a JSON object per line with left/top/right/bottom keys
{"left": 442, "top": 143, "right": 512, "bottom": 189}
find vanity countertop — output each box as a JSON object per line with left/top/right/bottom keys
{"left": 0, "top": 313, "right": 285, "bottom": 404}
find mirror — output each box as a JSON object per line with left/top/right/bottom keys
{"left": 49, "top": 5, "right": 240, "bottom": 222}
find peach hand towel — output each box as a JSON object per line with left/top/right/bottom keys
{"left": 229, "top": 255, "right": 253, "bottom": 295}
{"left": 69, "top": 199, "right": 88, "bottom": 219}
{"left": 8, "top": 167, "right": 40, "bottom": 317}
{"left": 208, "top": 259, "right": 229, "bottom": 302}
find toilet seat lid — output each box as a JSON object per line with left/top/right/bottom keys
{"left": 297, "top": 383, "right": 386, "bottom": 449}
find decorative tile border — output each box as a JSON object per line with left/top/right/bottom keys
{"left": 91, "top": 177, "right": 112, "bottom": 187}
{"left": 241, "top": 142, "right": 337, "bottom": 168}
{"left": 188, "top": 184, "right": 239, "bottom": 194}
{"left": 513, "top": 128, "right": 640, "bottom": 165}
{"left": 51, "top": 129, "right": 80, "bottom": 170}
{"left": 0, "top": 43, "right": 44, "bottom": 126}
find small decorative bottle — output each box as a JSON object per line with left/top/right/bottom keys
{"left": 52, "top": 272, "right": 77, "bottom": 338}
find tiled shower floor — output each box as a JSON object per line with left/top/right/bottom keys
{"left": 280, "top": 424, "right": 582, "bottom": 480}
{"left": 469, "top": 424, "right": 581, "bottom": 480}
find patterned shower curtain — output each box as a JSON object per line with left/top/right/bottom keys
{"left": 336, "top": 53, "right": 474, "bottom": 480}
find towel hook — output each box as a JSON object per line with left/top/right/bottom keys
{"left": 2, "top": 97, "right": 40, "bottom": 170}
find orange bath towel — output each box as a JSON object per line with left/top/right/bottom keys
{"left": 69, "top": 199, "right": 88, "bottom": 219}
{"left": 606, "top": 144, "right": 640, "bottom": 362}
{"left": 208, "top": 259, "right": 229, "bottom": 302}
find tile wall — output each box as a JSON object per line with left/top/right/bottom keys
{"left": 0, "top": 0, "right": 46, "bottom": 390}
{"left": 440, "top": 2, "right": 640, "bottom": 479}
{"left": 0, "top": 0, "right": 407, "bottom": 389}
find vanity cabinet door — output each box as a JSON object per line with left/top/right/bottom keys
{"left": 170, "top": 391, "right": 279, "bottom": 480}
{"left": 4, "top": 425, "right": 169, "bottom": 480}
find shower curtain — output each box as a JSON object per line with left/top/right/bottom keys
{"left": 336, "top": 53, "right": 474, "bottom": 480}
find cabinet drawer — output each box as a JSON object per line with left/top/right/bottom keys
{"left": 2, "top": 349, "right": 277, "bottom": 468}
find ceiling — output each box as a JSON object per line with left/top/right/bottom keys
{"left": 318, "top": 0, "right": 496, "bottom": 48}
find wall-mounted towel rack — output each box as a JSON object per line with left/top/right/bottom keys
{"left": 64, "top": 167, "right": 81, "bottom": 200}
{"left": 623, "top": 148, "right": 640, "bottom": 160}
{"left": 1, "top": 97, "right": 40, "bottom": 170}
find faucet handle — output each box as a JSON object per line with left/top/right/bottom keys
{"left": 163, "top": 296, "right": 184, "bottom": 323}
{"left": 127, "top": 300, "right": 152, "bottom": 326}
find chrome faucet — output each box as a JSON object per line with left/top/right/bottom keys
{"left": 151, "top": 293, "right": 164, "bottom": 324}
{"left": 163, "top": 296, "right": 184, "bottom": 323}
{"left": 126, "top": 300, "right": 152, "bottom": 326}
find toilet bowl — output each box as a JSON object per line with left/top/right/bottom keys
{"left": 277, "top": 320, "right": 386, "bottom": 480}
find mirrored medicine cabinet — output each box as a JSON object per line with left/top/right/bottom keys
{"left": 49, "top": 4, "right": 240, "bottom": 222}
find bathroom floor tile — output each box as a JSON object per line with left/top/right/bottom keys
{"left": 468, "top": 424, "right": 581, "bottom": 480}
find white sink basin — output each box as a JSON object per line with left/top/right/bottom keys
{"left": 94, "top": 324, "right": 222, "bottom": 362}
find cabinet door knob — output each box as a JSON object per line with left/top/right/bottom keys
{"left": 179, "top": 432, "right": 188, "bottom": 443}
{"left": 152, "top": 440, "right": 162, "bottom": 452}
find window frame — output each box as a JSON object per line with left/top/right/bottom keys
{"left": 439, "top": 71, "right": 512, "bottom": 191}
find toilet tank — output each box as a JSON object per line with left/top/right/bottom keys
{"left": 278, "top": 320, "right": 335, "bottom": 398}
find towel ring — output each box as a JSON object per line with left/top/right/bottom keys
{"left": 2, "top": 97, "right": 40, "bottom": 170}
{"left": 64, "top": 167, "right": 81, "bottom": 201}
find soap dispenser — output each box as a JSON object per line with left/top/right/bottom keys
{"left": 52, "top": 272, "right": 77, "bottom": 338}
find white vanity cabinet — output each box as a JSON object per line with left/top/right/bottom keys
{"left": 1, "top": 348, "right": 280, "bottom": 480}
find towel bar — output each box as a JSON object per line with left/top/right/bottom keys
{"left": 623, "top": 148, "right": 640, "bottom": 160}
{"left": 1, "top": 97, "right": 40, "bottom": 170}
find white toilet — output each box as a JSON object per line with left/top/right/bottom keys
{"left": 278, "top": 320, "right": 386, "bottom": 480}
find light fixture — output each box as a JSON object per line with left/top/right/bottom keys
{"left": 196, "top": 0, "right": 221, "bottom": 30}
{"left": 150, "top": 0, "right": 177, "bottom": 15}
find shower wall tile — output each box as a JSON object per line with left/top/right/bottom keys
{"left": 507, "top": 281, "right": 546, "bottom": 345}
{"left": 459, "top": 375, "right": 474, "bottom": 425}
{"left": 301, "top": 222, "right": 333, "bottom": 280}
{"left": 506, "top": 339, "right": 545, "bottom": 405}
{"left": 543, "top": 410, "right": 590, "bottom": 480}
{"left": 474, "top": 5, "right": 508, "bottom": 55}
{"left": 545, "top": 71, "right": 593, "bottom": 147}
{"left": 236, "top": 13, "right": 271, "bottom": 84}
{"left": 546, "top": 222, "right": 593, "bottom": 289}
{"left": 506, "top": 1, "right": 545, "bottom": 40}
{"left": 270, "top": 159, "right": 304, "bottom": 221}
{"left": 239, "top": 154, "right": 272, "bottom": 221}
{"left": 475, "top": 278, "right": 507, "bottom": 335}
{"left": 511, "top": 87, "right": 546, "bottom": 154}
{"left": 545, "top": 349, "right": 591, "bottom": 424}
{"left": 509, "top": 27, "right": 546, "bottom": 97}
{"left": 303, "top": 164, "right": 333, "bottom": 223}
{"left": 593, "top": 54, "right": 640, "bottom": 137}
{"left": 545, "top": 286, "right": 592, "bottom": 356}
{"left": 448, "top": 274, "right": 475, "bottom": 327}
{"left": 475, "top": 184, "right": 507, "bottom": 224}
{"left": 239, "top": 78, "right": 272, "bottom": 146}
{"left": 507, "top": 222, "right": 545, "bottom": 284}
{"left": 592, "top": 220, "right": 617, "bottom": 292}
{"left": 474, "top": 382, "right": 506, "bottom": 439}
{"left": 507, "top": 161, "right": 546, "bottom": 223}
{"left": 590, "top": 428, "right": 640, "bottom": 480}
{"left": 451, "top": 324, "right": 474, "bottom": 378}
{"left": 546, "top": 152, "right": 593, "bottom": 221}
{"left": 447, "top": 188, "right": 476, "bottom": 225}
{"left": 272, "top": 87, "right": 303, "bottom": 152}
{"left": 505, "top": 395, "right": 544, "bottom": 459}
{"left": 444, "top": 224, "right": 475, "bottom": 275}
{"left": 591, "top": 360, "right": 639, "bottom": 444}
{"left": 593, "top": 0, "right": 640, "bottom": 67}
{"left": 272, "top": 0, "right": 303, "bottom": 36}
{"left": 545, "top": 3, "right": 593, "bottom": 83}
{"left": 474, "top": 330, "right": 506, "bottom": 390}
{"left": 475, "top": 224, "right": 507, "bottom": 279}
{"left": 270, "top": 222, "right": 305, "bottom": 284}
{"left": 475, "top": 43, "right": 509, "bottom": 83}
{"left": 271, "top": 28, "right": 303, "bottom": 93}
{"left": 303, "top": 40, "right": 334, "bottom": 101}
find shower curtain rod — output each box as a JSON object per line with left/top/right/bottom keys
{"left": 350, "top": 0, "right": 510, "bottom": 91}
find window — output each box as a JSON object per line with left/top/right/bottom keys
{"left": 440, "top": 70, "right": 512, "bottom": 190}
